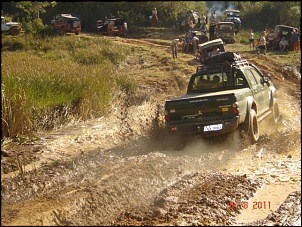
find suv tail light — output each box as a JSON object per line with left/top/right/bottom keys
{"left": 165, "top": 110, "right": 169, "bottom": 122}
{"left": 232, "top": 102, "right": 239, "bottom": 115}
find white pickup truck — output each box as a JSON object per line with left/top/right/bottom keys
{"left": 1, "top": 16, "right": 21, "bottom": 36}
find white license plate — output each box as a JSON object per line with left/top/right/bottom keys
{"left": 204, "top": 124, "right": 223, "bottom": 132}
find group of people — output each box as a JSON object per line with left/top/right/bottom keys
{"left": 248, "top": 28, "right": 300, "bottom": 55}
{"left": 182, "top": 31, "right": 200, "bottom": 53}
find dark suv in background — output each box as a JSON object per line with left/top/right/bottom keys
{"left": 273, "top": 25, "right": 298, "bottom": 51}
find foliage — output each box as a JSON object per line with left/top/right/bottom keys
{"left": 14, "top": 1, "right": 57, "bottom": 19}
{"left": 239, "top": 1, "right": 300, "bottom": 31}
{"left": 22, "top": 18, "right": 46, "bottom": 34}
{"left": 2, "top": 1, "right": 301, "bottom": 34}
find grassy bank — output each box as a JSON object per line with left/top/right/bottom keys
{"left": 1, "top": 34, "right": 137, "bottom": 139}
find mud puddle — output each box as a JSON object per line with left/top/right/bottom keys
{"left": 235, "top": 183, "right": 300, "bottom": 224}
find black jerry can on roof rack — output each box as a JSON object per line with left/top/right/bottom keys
{"left": 196, "top": 58, "right": 249, "bottom": 73}
{"left": 204, "top": 51, "right": 241, "bottom": 65}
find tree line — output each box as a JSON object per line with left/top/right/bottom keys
{"left": 1, "top": 1, "right": 301, "bottom": 34}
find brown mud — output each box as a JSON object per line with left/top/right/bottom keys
{"left": 1, "top": 30, "right": 301, "bottom": 226}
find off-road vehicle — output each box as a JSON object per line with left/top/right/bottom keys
{"left": 1, "top": 16, "right": 21, "bottom": 36}
{"left": 183, "top": 30, "right": 208, "bottom": 53}
{"left": 51, "top": 14, "right": 81, "bottom": 35}
{"left": 97, "top": 18, "right": 128, "bottom": 37}
{"left": 273, "top": 25, "right": 298, "bottom": 51}
{"left": 224, "top": 9, "right": 241, "bottom": 33}
{"left": 178, "top": 10, "right": 201, "bottom": 31}
{"left": 215, "top": 22, "right": 236, "bottom": 44}
{"left": 197, "top": 38, "right": 226, "bottom": 64}
{"left": 165, "top": 57, "right": 280, "bottom": 148}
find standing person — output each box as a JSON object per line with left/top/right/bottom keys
{"left": 248, "top": 29, "right": 255, "bottom": 50}
{"left": 152, "top": 7, "right": 158, "bottom": 20}
{"left": 279, "top": 37, "right": 289, "bottom": 52}
{"left": 201, "top": 13, "right": 206, "bottom": 24}
{"left": 171, "top": 38, "right": 183, "bottom": 58}
{"left": 292, "top": 28, "right": 300, "bottom": 52}
{"left": 200, "top": 20, "right": 208, "bottom": 35}
{"left": 209, "top": 12, "right": 216, "bottom": 40}
{"left": 258, "top": 31, "right": 267, "bottom": 55}
{"left": 189, "top": 19, "right": 194, "bottom": 30}
{"left": 183, "top": 31, "right": 192, "bottom": 52}
{"left": 285, "top": 31, "right": 292, "bottom": 50}
{"left": 268, "top": 28, "right": 275, "bottom": 50}
{"left": 192, "top": 35, "right": 199, "bottom": 52}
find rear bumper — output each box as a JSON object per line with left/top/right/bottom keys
{"left": 166, "top": 116, "right": 239, "bottom": 137}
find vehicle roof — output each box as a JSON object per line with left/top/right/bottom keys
{"left": 198, "top": 38, "right": 224, "bottom": 49}
{"left": 275, "top": 25, "right": 298, "bottom": 30}
{"left": 217, "top": 22, "right": 234, "bottom": 25}
{"left": 225, "top": 9, "right": 240, "bottom": 13}
{"left": 56, "top": 14, "right": 78, "bottom": 19}
{"left": 57, "top": 14, "right": 72, "bottom": 17}
{"left": 105, "top": 18, "right": 126, "bottom": 21}
{"left": 63, "top": 15, "right": 79, "bottom": 19}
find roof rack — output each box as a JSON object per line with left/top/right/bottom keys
{"left": 233, "top": 59, "right": 249, "bottom": 67}
{"left": 196, "top": 59, "right": 249, "bottom": 73}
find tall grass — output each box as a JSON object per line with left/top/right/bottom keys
{"left": 1, "top": 35, "right": 136, "bottom": 139}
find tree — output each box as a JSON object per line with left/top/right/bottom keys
{"left": 15, "top": 1, "right": 56, "bottom": 20}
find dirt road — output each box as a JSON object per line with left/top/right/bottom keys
{"left": 1, "top": 31, "right": 301, "bottom": 226}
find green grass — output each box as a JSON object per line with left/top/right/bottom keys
{"left": 1, "top": 35, "right": 136, "bottom": 139}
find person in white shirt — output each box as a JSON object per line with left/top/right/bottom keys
{"left": 171, "top": 38, "right": 183, "bottom": 58}
{"left": 152, "top": 8, "right": 157, "bottom": 19}
{"left": 279, "top": 37, "right": 289, "bottom": 51}
{"left": 248, "top": 29, "right": 255, "bottom": 50}
{"left": 257, "top": 31, "right": 267, "bottom": 55}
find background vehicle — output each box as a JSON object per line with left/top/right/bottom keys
{"left": 51, "top": 14, "right": 81, "bottom": 35}
{"left": 178, "top": 10, "right": 201, "bottom": 31}
{"left": 1, "top": 16, "right": 21, "bottom": 36}
{"left": 215, "top": 22, "right": 236, "bottom": 44}
{"left": 183, "top": 30, "right": 208, "bottom": 53}
{"left": 197, "top": 38, "right": 226, "bottom": 64}
{"left": 273, "top": 25, "right": 298, "bottom": 51}
{"left": 164, "top": 59, "right": 280, "bottom": 145}
{"left": 224, "top": 9, "right": 241, "bottom": 34}
{"left": 97, "top": 18, "right": 128, "bottom": 37}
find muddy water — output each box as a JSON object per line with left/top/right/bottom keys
{"left": 1, "top": 77, "right": 300, "bottom": 226}
{"left": 176, "top": 87, "right": 301, "bottom": 224}
{"left": 235, "top": 183, "right": 300, "bottom": 223}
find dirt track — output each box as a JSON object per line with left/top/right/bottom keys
{"left": 1, "top": 31, "right": 301, "bottom": 226}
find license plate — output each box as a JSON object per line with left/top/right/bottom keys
{"left": 204, "top": 124, "right": 223, "bottom": 132}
